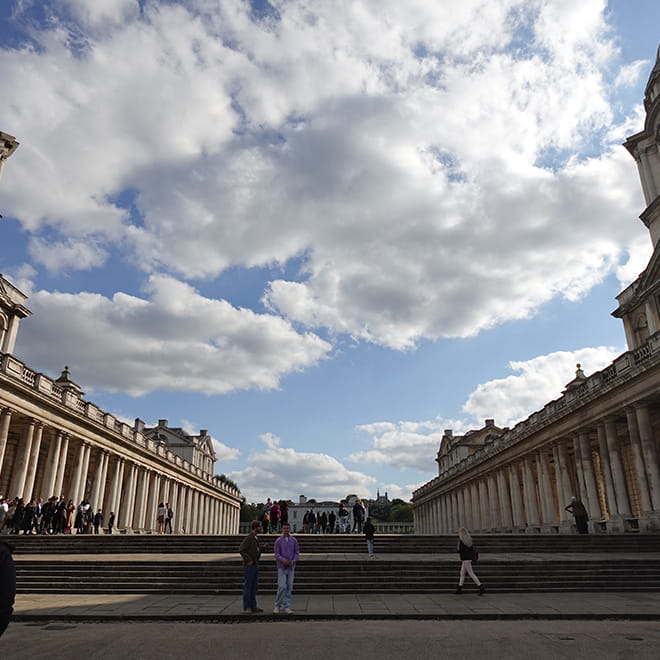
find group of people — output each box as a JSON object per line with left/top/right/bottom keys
{"left": 0, "top": 496, "right": 114, "bottom": 536}
{"left": 0, "top": 494, "right": 178, "bottom": 535}
{"left": 259, "top": 498, "right": 288, "bottom": 534}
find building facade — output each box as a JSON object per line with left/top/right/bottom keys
{"left": 412, "top": 50, "right": 660, "bottom": 535}
{"left": 0, "top": 138, "right": 241, "bottom": 533}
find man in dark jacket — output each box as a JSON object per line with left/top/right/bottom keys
{"left": 239, "top": 520, "right": 264, "bottom": 613}
{"left": 565, "top": 496, "right": 589, "bottom": 534}
{"left": 0, "top": 541, "right": 16, "bottom": 637}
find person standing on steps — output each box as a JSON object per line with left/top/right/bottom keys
{"left": 364, "top": 517, "right": 376, "bottom": 556}
{"left": 239, "top": 520, "right": 264, "bottom": 614}
{"left": 273, "top": 523, "right": 299, "bottom": 614}
{"left": 454, "top": 527, "right": 485, "bottom": 595}
{"left": 565, "top": 496, "right": 589, "bottom": 534}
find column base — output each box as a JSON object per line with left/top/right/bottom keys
{"left": 524, "top": 525, "right": 541, "bottom": 534}
{"left": 639, "top": 512, "right": 660, "bottom": 532}
{"left": 558, "top": 521, "right": 574, "bottom": 534}
{"left": 605, "top": 516, "right": 627, "bottom": 533}
{"left": 541, "top": 524, "right": 560, "bottom": 534}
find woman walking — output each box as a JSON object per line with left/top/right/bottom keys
{"left": 455, "top": 527, "right": 485, "bottom": 595}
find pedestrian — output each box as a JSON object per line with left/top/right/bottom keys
{"left": 107, "top": 511, "right": 115, "bottom": 534}
{"left": 338, "top": 502, "right": 348, "bottom": 533}
{"left": 273, "top": 523, "right": 299, "bottom": 614}
{"left": 239, "top": 520, "right": 264, "bottom": 614}
{"left": 165, "top": 503, "right": 173, "bottom": 534}
{"left": 352, "top": 499, "right": 365, "bottom": 533}
{"left": 454, "top": 527, "right": 485, "bottom": 595}
{"left": 0, "top": 541, "right": 15, "bottom": 638}
{"left": 328, "top": 510, "right": 336, "bottom": 534}
{"left": 93, "top": 509, "right": 103, "bottom": 534}
{"left": 565, "top": 496, "right": 589, "bottom": 534}
{"left": 157, "top": 502, "right": 167, "bottom": 533}
{"left": 364, "top": 517, "right": 376, "bottom": 556}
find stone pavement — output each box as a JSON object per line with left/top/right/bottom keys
{"left": 12, "top": 591, "right": 660, "bottom": 621}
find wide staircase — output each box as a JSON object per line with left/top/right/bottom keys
{"left": 7, "top": 533, "right": 660, "bottom": 595}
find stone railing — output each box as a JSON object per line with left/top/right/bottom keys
{"left": 413, "top": 332, "right": 660, "bottom": 500}
{"left": 0, "top": 352, "right": 240, "bottom": 498}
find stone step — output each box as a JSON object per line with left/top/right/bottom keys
{"left": 7, "top": 533, "right": 660, "bottom": 556}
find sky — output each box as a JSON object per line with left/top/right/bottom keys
{"left": 1, "top": 0, "right": 659, "bottom": 505}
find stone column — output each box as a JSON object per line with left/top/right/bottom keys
{"left": 90, "top": 450, "right": 108, "bottom": 511}
{"left": 478, "top": 480, "right": 489, "bottom": 530}
{"left": 522, "top": 456, "right": 539, "bottom": 529}
{"left": 487, "top": 474, "right": 500, "bottom": 529}
{"left": 604, "top": 417, "right": 631, "bottom": 516}
{"left": 23, "top": 422, "right": 44, "bottom": 499}
{"left": 0, "top": 408, "right": 13, "bottom": 475}
{"left": 509, "top": 464, "right": 524, "bottom": 528}
{"left": 596, "top": 423, "right": 618, "bottom": 517}
{"left": 134, "top": 468, "right": 150, "bottom": 530}
{"left": 119, "top": 463, "right": 137, "bottom": 529}
{"left": 469, "top": 483, "right": 480, "bottom": 530}
{"left": 54, "top": 434, "right": 70, "bottom": 497}
{"left": 147, "top": 473, "right": 161, "bottom": 532}
{"left": 626, "top": 407, "right": 652, "bottom": 514}
{"left": 536, "top": 449, "right": 555, "bottom": 527}
{"left": 461, "top": 487, "right": 472, "bottom": 530}
{"left": 577, "top": 430, "right": 601, "bottom": 521}
{"left": 496, "top": 470, "right": 513, "bottom": 529}
{"left": 108, "top": 457, "right": 125, "bottom": 521}
{"left": 176, "top": 485, "right": 187, "bottom": 533}
{"left": 554, "top": 441, "right": 573, "bottom": 529}
{"left": 78, "top": 443, "right": 93, "bottom": 503}
{"left": 451, "top": 491, "right": 460, "bottom": 531}
{"left": 42, "top": 430, "right": 63, "bottom": 498}
{"left": 635, "top": 402, "right": 660, "bottom": 511}
{"left": 9, "top": 419, "right": 36, "bottom": 498}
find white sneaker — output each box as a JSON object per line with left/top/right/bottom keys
{"left": 284, "top": 608, "right": 293, "bottom": 614}
{"left": 273, "top": 607, "right": 280, "bottom": 613}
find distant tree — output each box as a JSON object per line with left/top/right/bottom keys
{"left": 389, "top": 501, "right": 413, "bottom": 522}
{"left": 368, "top": 504, "right": 389, "bottom": 522}
{"left": 240, "top": 502, "right": 261, "bottom": 522}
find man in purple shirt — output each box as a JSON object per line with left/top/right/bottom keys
{"left": 273, "top": 523, "right": 300, "bottom": 614}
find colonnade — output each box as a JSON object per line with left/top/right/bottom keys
{"left": 414, "top": 400, "right": 660, "bottom": 534}
{"left": 0, "top": 407, "right": 240, "bottom": 534}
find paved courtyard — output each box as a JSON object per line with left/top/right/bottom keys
{"left": 3, "top": 620, "right": 660, "bottom": 660}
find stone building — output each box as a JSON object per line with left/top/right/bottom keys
{"left": 0, "top": 139, "right": 241, "bottom": 534}
{"left": 412, "top": 50, "right": 660, "bottom": 535}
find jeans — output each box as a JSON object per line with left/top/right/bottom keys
{"left": 275, "top": 567, "right": 295, "bottom": 610}
{"left": 243, "top": 564, "right": 259, "bottom": 610}
{"left": 366, "top": 539, "right": 374, "bottom": 555}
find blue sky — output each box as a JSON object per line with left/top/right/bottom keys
{"left": 1, "top": 0, "right": 659, "bottom": 504}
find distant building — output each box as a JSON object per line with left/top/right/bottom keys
{"left": 412, "top": 51, "right": 660, "bottom": 535}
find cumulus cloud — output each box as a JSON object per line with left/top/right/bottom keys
{"left": 14, "top": 275, "right": 331, "bottom": 395}
{"left": 0, "top": 0, "right": 651, "bottom": 353}
{"left": 462, "top": 345, "right": 622, "bottom": 426}
{"left": 352, "top": 346, "right": 623, "bottom": 475}
{"left": 28, "top": 237, "right": 108, "bottom": 274}
{"left": 350, "top": 420, "right": 462, "bottom": 472}
{"left": 229, "top": 433, "right": 376, "bottom": 503}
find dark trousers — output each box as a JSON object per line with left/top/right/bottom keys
{"left": 242, "top": 565, "right": 259, "bottom": 610}
{"left": 576, "top": 516, "right": 589, "bottom": 534}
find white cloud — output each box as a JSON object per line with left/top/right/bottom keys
{"left": 229, "top": 433, "right": 376, "bottom": 503}
{"left": 14, "top": 275, "right": 331, "bottom": 395}
{"left": 352, "top": 346, "right": 622, "bottom": 475}
{"left": 28, "top": 237, "right": 108, "bottom": 274}
{"left": 462, "top": 345, "right": 622, "bottom": 426}
{"left": 0, "top": 0, "right": 651, "bottom": 354}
